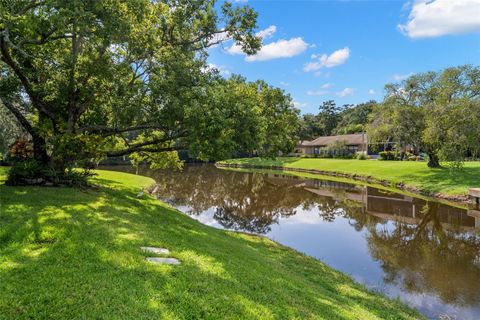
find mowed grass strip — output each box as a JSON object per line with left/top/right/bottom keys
{"left": 0, "top": 167, "right": 422, "bottom": 319}
{"left": 219, "top": 158, "right": 480, "bottom": 196}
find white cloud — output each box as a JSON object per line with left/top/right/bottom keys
{"left": 321, "top": 83, "right": 332, "bottom": 89}
{"left": 227, "top": 25, "right": 276, "bottom": 55}
{"left": 225, "top": 43, "right": 243, "bottom": 55}
{"left": 293, "top": 101, "right": 307, "bottom": 109}
{"left": 399, "top": 0, "right": 480, "bottom": 38}
{"left": 279, "top": 81, "right": 289, "bottom": 87}
{"left": 225, "top": 24, "right": 308, "bottom": 62}
{"left": 336, "top": 88, "right": 355, "bottom": 97}
{"left": 307, "top": 90, "right": 329, "bottom": 96}
{"left": 205, "top": 63, "right": 231, "bottom": 76}
{"left": 241, "top": 38, "right": 309, "bottom": 62}
{"left": 256, "top": 25, "right": 277, "bottom": 39}
{"left": 368, "top": 89, "right": 376, "bottom": 95}
{"left": 392, "top": 72, "right": 413, "bottom": 81}
{"left": 307, "top": 83, "right": 332, "bottom": 96}
{"left": 304, "top": 47, "right": 350, "bottom": 72}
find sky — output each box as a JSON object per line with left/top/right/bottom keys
{"left": 207, "top": 0, "right": 480, "bottom": 114}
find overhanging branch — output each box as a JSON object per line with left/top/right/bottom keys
{"left": 0, "top": 30, "right": 55, "bottom": 119}
{"left": 104, "top": 132, "right": 188, "bottom": 157}
{"left": 78, "top": 124, "right": 167, "bottom": 135}
{"left": 0, "top": 97, "right": 35, "bottom": 137}
{"left": 106, "top": 146, "right": 180, "bottom": 157}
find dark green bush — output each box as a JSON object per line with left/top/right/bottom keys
{"left": 6, "top": 159, "right": 45, "bottom": 185}
{"left": 6, "top": 159, "right": 94, "bottom": 186}
{"left": 378, "top": 151, "right": 399, "bottom": 160}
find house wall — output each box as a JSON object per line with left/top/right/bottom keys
{"left": 300, "top": 144, "right": 367, "bottom": 156}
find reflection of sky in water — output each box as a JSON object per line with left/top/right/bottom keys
{"left": 139, "top": 164, "right": 480, "bottom": 320}
{"left": 173, "top": 203, "right": 480, "bottom": 320}
{"left": 268, "top": 207, "right": 385, "bottom": 283}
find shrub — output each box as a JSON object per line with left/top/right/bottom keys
{"left": 379, "top": 151, "right": 392, "bottom": 160}
{"left": 357, "top": 152, "right": 368, "bottom": 160}
{"left": 6, "top": 159, "right": 94, "bottom": 186}
{"left": 9, "top": 138, "right": 34, "bottom": 161}
{"left": 6, "top": 159, "right": 45, "bottom": 185}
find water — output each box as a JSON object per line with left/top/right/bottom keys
{"left": 110, "top": 164, "right": 480, "bottom": 319}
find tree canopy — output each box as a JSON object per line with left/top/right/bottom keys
{"left": 367, "top": 65, "right": 480, "bottom": 167}
{"left": 0, "top": 0, "right": 299, "bottom": 184}
{"left": 298, "top": 100, "right": 375, "bottom": 140}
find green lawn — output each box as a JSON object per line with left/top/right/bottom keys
{"left": 0, "top": 167, "right": 422, "bottom": 319}
{"left": 219, "top": 158, "right": 480, "bottom": 196}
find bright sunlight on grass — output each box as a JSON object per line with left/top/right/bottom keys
{"left": 0, "top": 168, "right": 422, "bottom": 319}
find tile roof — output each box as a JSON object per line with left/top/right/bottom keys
{"left": 302, "top": 133, "right": 367, "bottom": 146}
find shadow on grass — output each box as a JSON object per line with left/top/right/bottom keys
{"left": 0, "top": 182, "right": 421, "bottom": 319}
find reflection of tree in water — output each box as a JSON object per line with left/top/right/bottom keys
{"left": 148, "top": 165, "right": 319, "bottom": 233}
{"left": 315, "top": 192, "right": 383, "bottom": 232}
{"left": 367, "top": 203, "right": 480, "bottom": 306}
{"left": 313, "top": 189, "right": 480, "bottom": 307}
{"left": 146, "top": 164, "right": 480, "bottom": 307}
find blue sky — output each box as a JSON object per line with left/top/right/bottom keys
{"left": 208, "top": 0, "right": 480, "bottom": 114}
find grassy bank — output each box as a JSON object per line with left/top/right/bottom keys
{"left": 219, "top": 158, "right": 480, "bottom": 197}
{"left": 0, "top": 167, "right": 421, "bottom": 319}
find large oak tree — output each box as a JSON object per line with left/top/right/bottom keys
{"left": 0, "top": 0, "right": 298, "bottom": 183}
{"left": 367, "top": 65, "right": 480, "bottom": 167}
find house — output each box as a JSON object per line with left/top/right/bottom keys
{"left": 295, "top": 133, "right": 368, "bottom": 156}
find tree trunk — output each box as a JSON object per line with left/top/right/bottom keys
{"left": 32, "top": 134, "right": 50, "bottom": 165}
{"left": 427, "top": 151, "right": 440, "bottom": 168}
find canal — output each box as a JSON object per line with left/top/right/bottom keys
{"left": 110, "top": 164, "right": 480, "bottom": 319}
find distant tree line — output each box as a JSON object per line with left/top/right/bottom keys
{"left": 298, "top": 100, "right": 376, "bottom": 141}
{"left": 297, "top": 65, "right": 480, "bottom": 168}
{"left": 367, "top": 65, "right": 480, "bottom": 167}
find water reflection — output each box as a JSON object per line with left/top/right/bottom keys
{"left": 151, "top": 166, "right": 321, "bottom": 233}
{"left": 112, "top": 164, "right": 480, "bottom": 319}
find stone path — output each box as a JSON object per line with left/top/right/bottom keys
{"left": 146, "top": 257, "right": 181, "bottom": 265}
{"left": 142, "top": 246, "right": 180, "bottom": 265}
{"left": 141, "top": 246, "right": 170, "bottom": 255}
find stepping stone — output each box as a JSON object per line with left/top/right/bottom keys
{"left": 140, "top": 246, "right": 170, "bottom": 255}
{"left": 146, "top": 257, "right": 181, "bottom": 265}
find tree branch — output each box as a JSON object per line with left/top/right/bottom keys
{"left": 67, "top": 24, "right": 80, "bottom": 133}
{"left": 19, "top": 33, "right": 73, "bottom": 46}
{"left": 106, "top": 146, "right": 180, "bottom": 157}
{"left": 0, "top": 97, "right": 35, "bottom": 137}
{"left": 78, "top": 124, "right": 167, "bottom": 135}
{"left": 172, "top": 29, "right": 230, "bottom": 48}
{"left": 104, "top": 132, "right": 187, "bottom": 157}
{"left": 17, "top": 0, "right": 45, "bottom": 15}
{"left": 0, "top": 30, "right": 55, "bottom": 119}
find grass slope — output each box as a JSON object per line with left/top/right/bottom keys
{"left": 220, "top": 158, "right": 480, "bottom": 196}
{"left": 0, "top": 167, "right": 422, "bottom": 319}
